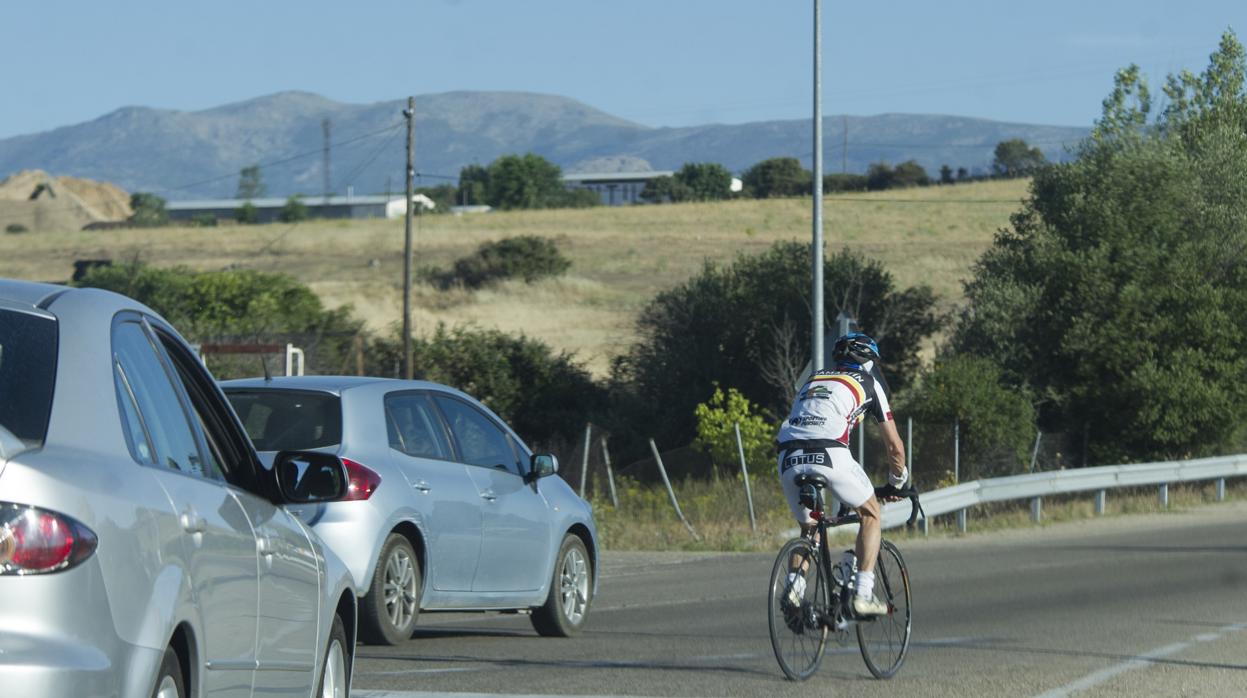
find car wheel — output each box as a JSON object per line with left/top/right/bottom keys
{"left": 531, "top": 534, "right": 592, "bottom": 637}
{"left": 315, "top": 614, "right": 350, "bottom": 698}
{"left": 359, "top": 533, "right": 421, "bottom": 645}
{"left": 150, "top": 645, "right": 185, "bottom": 698}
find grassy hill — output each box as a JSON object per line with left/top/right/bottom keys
{"left": 0, "top": 178, "right": 1030, "bottom": 375}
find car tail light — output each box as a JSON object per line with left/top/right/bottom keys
{"left": 342, "top": 459, "right": 381, "bottom": 501}
{"left": 0, "top": 503, "right": 98, "bottom": 575}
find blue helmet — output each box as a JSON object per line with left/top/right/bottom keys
{"left": 832, "top": 332, "right": 880, "bottom": 366}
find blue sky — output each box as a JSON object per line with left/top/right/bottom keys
{"left": 2, "top": 1, "right": 1242, "bottom": 139}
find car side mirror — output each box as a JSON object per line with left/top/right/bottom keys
{"left": 272, "top": 451, "right": 349, "bottom": 503}
{"left": 529, "top": 454, "right": 558, "bottom": 481}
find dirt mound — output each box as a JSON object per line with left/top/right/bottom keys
{"left": 0, "top": 170, "right": 132, "bottom": 231}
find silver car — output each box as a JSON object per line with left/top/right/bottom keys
{"left": 221, "top": 376, "right": 599, "bottom": 645}
{"left": 0, "top": 279, "right": 358, "bottom": 698}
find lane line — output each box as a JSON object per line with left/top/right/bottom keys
{"left": 1033, "top": 622, "right": 1247, "bottom": 698}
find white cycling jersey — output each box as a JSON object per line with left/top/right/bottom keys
{"left": 777, "top": 360, "right": 894, "bottom": 446}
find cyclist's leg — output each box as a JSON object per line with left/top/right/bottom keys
{"left": 855, "top": 494, "right": 882, "bottom": 575}
{"left": 823, "top": 448, "right": 885, "bottom": 607}
{"left": 778, "top": 453, "right": 826, "bottom": 571}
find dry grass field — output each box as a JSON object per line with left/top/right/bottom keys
{"left": 0, "top": 178, "right": 1030, "bottom": 375}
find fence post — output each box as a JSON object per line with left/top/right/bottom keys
{"left": 857, "top": 421, "right": 865, "bottom": 470}
{"left": 956, "top": 508, "right": 967, "bottom": 533}
{"left": 953, "top": 419, "right": 961, "bottom": 484}
{"left": 1028, "top": 431, "right": 1042, "bottom": 473}
{"left": 1158, "top": 483, "right": 1169, "bottom": 509}
{"left": 578, "top": 424, "right": 592, "bottom": 498}
{"left": 1216, "top": 478, "right": 1226, "bottom": 502}
{"left": 649, "top": 438, "right": 700, "bottom": 541}
{"left": 600, "top": 436, "right": 619, "bottom": 508}
{"left": 1030, "top": 497, "right": 1042, "bottom": 523}
{"left": 906, "top": 417, "right": 912, "bottom": 472}
{"left": 1095, "top": 489, "right": 1106, "bottom": 515}
{"left": 733, "top": 422, "right": 757, "bottom": 532}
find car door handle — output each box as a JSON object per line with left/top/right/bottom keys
{"left": 257, "top": 536, "right": 275, "bottom": 557}
{"left": 413, "top": 480, "right": 432, "bottom": 493}
{"left": 180, "top": 511, "right": 206, "bottom": 534}
{"left": 479, "top": 490, "right": 497, "bottom": 502}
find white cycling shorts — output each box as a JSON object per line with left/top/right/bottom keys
{"left": 777, "top": 445, "right": 874, "bottom": 525}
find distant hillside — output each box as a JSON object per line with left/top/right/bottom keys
{"left": 0, "top": 91, "right": 1089, "bottom": 200}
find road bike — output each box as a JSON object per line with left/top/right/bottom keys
{"left": 767, "top": 474, "right": 923, "bottom": 681}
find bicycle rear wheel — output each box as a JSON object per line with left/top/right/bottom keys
{"left": 768, "top": 537, "right": 828, "bottom": 681}
{"left": 856, "top": 539, "right": 912, "bottom": 678}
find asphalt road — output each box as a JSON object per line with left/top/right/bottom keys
{"left": 352, "top": 500, "right": 1247, "bottom": 697}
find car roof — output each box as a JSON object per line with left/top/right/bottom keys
{"left": 220, "top": 375, "right": 452, "bottom": 395}
{"left": 0, "top": 279, "right": 70, "bottom": 310}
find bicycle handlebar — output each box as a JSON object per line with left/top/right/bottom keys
{"left": 874, "top": 484, "right": 925, "bottom": 528}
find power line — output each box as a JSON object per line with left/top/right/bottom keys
{"left": 155, "top": 121, "right": 405, "bottom": 195}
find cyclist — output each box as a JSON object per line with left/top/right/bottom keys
{"left": 776, "top": 332, "right": 907, "bottom": 617}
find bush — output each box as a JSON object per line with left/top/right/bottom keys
{"left": 129, "top": 192, "right": 168, "bottom": 227}
{"left": 823, "top": 173, "right": 868, "bottom": 193}
{"left": 904, "top": 355, "right": 1036, "bottom": 483}
{"left": 4, "top": 223, "right": 28, "bottom": 234}
{"left": 235, "top": 202, "right": 259, "bottom": 224}
{"left": 278, "top": 195, "right": 308, "bottom": 223}
{"left": 366, "top": 325, "right": 605, "bottom": 449}
{"left": 743, "top": 157, "right": 811, "bottom": 198}
{"left": 439, "top": 235, "right": 571, "bottom": 289}
{"left": 692, "top": 385, "right": 778, "bottom": 472}
{"left": 191, "top": 213, "right": 217, "bottom": 228}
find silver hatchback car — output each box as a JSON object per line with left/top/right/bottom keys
{"left": 221, "top": 376, "right": 599, "bottom": 645}
{"left": 0, "top": 280, "right": 358, "bottom": 697}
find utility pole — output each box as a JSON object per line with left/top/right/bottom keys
{"left": 402, "top": 97, "right": 415, "bottom": 380}
{"left": 811, "top": 0, "right": 825, "bottom": 371}
{"left": 842, "top": 115, "right": 848, "bottom": 174}
{"left": 322, "top": 118, "right": 332, "bottom": 202}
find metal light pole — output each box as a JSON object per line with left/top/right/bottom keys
{"left": 401, "top": 97, "right": 415, "bottom": 380}
{"left": 811, "top": 0, "right": 825, "bottom": 371}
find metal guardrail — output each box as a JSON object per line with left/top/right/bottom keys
{"left": 879, "top": 453, "right": 1247, "bottom": 531}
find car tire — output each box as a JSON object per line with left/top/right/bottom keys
{"left": 150, "top": 645, "right": 185, "bottom": 698}
{"left": 531, "top": 534, "right": 592, "bottom": 637}
{"left": 314, "top": 614, "right": 351, "bottom": 698}
{"left": 359, "top": 533, "right": 421, "bottom": 645}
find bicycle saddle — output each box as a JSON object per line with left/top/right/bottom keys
{"left": 793, "top": 472, "right": 830, "bottom": 490}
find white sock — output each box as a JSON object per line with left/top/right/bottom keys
{"left": 786, "top": 572, "right": 805, "bottom": 594}
{"left": 855, "top": 570, "right": 875, "bottom": 599}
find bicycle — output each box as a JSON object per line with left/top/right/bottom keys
{"left": 767, "top": 473, "right": 923, "bottom": 681}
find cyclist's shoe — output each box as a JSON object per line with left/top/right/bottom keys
{"left": 852, "top": 594, "right": 889, "bottom": 617}
{"left": 784, "top": 574, "right": 807, "bottom": 608}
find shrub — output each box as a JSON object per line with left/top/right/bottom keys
{"left": 4, "top": 223, "right": 28, "bottom": 234}
{"left": 278, "top": 195, "right": 308, "bottom": 223}
{"left": 191, "top": 213, "right": 217, "bottom": 227}
{"left": 692, "top": 385, "right": 778, "bottom": 472}
{"left": 440, "top": 235, "right": 571, "bottom": 289}
{"left": 235, "top": 202, "right": 259, "bottom": 224}
{"left": 129, "top": 192, "right": 168, "bottom": 227}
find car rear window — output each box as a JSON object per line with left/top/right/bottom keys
{"left": 225, "top": 389, "right": 342, "bottom": 452}
{"left": 0, "top": 309, "right": 57, "bottom": 448}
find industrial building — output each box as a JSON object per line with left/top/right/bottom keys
{"left": 164, "top": 194, "right": 434, "bottom": 224}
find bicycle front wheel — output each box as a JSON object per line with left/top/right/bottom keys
{"left": 768, "top": 537, "right": 828, "bottom": 681}
{"left": 856, "top": 539, "right": 912, "bottom": 678}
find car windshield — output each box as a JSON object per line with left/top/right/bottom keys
{"left": 225, "top": 389, "right": 342, "bottom": 452}
{"left": 0, "top": 308, "right": 58, "bottom": 450}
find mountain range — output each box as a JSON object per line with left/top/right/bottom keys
{"left": 0, "top": 91, "right": 1091, "bottom": 200}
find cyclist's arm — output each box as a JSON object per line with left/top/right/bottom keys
{"left": 878, "top": 418, "right": 907, "bottom": 486}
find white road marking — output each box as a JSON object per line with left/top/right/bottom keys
{"left": 355, "top": 693, "right": 659, "bottom": 698}
{"left": 1032, "top": 622, "right": 1247, "bottom": 698}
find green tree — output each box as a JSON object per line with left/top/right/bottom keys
{"left": 952, "top": 32, "right": 1247, "bottom": 463}
{"left": 823, "top": 173, "right": 868, "bottom": 192}
{"left": 891, "top": 160, "right": 931, "bottom": 187}
{"left": 236, "top": 165, "right": 266, "bottom": 200}
{"left": 905, "top": 356, "right": 1036, "bottom": 483}
{"left": 235, "top": 201, "right": 259, "bottom": 224}
{"left": 639, "top": 175, "right": 692, "bottom": 203}
{"left": 612, "top": 242, "right": 943, "bottom": 454}
{"left": 278, "top": 195, "right": 308, "bottom": 223}
{"left": 992, "top": 139, "right": 1047, "bottom": 178}
{"left": 485, "top": 153, "right": 566, "bottom": 210}
{"left": 366, "top": 325, "right": 605, "bottom": 449}
{"left": 673, "top": 162, "right": 733, "bottom": 201}
{"left": 939, "top": 164, "right": 955, "bottom": 184}
{"left": 742, "top": 157, "right": 811, "bottom": 198}
{"left": 129, "top": 192, "right": 168, "bottom": 227}
{"left": 692, "top": 385, "right": 779, "bottom": 471}
{"left": 866, "top": 162, "right": 895, "bottom": 190}
{"left": 457, "top": 164, "right": 490, "bottom": 205}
